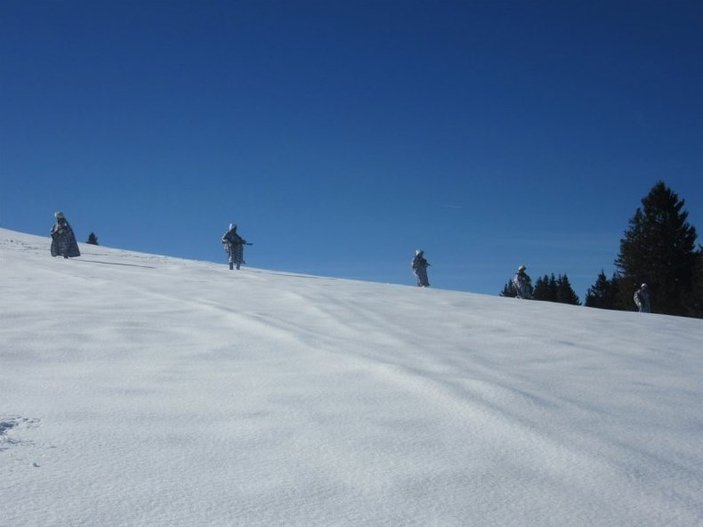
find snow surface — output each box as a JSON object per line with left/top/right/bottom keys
{"left": 1, "top": 227, "right": 702, "bottom": 527}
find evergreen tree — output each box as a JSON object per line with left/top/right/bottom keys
{"left": 615, "top": 182, "right": 698, "bottom": 316}
{"left": 585, "top": 270, "right": 620, "bottom": 310}
{"left": 532, "top": 275, "right": 546, "bottom": 300}
{"left": 686, "top": 248, "right": 703, "bottom": 318}
{"left": 500, "top": 280, "right": 517, "bottom": 297}
{"left": 87, "top": 232, "right": 99, "bottom": 245}
{"left": 533, "top": 274, "right": 558, "bottom": 302}
{"left": 556, "top": 274, "right": 581, "bottom": 305}
{"left": 533, "top": 274, "right": 581, "bottom": 305}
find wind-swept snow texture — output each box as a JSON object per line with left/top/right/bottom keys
{"left": 1, "top": 228, "right": 702, "bottom": 526}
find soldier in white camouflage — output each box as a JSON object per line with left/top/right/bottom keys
{"left": 222, "top": 224, "right": 247, "bottom": 270}
{"left": 50, "top": 211, "right": 80, "bottom": 259}
{"left": 633, "top": 283, "right": 651, "bottom": 313}
{"left": 411, "top": 250, "right": 430, "bottom": 287}
{"left": 513, "top": 265, "right": 533, "bottom": 299}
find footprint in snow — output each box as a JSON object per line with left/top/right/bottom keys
{"left": 0, "top": 416, "right": 40, "bottom": 451}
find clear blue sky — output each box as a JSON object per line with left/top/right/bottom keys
{"left": 2, "top": 0, "right": 702, "bottom": 298}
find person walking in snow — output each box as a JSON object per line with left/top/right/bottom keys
{"left": 633, "top": 283, "right": 651, "bottom": 313}
{"left": 411, "top": 250, "right": 430, "bottom": 287}
{"left": 222, "top": 224, "right": 248, "bottom": 270}
{"left": 50, "top": 211, "right": 80, "bottom": 259}
{"left": 513, "top": 265, "right": 533, "bottom": 299}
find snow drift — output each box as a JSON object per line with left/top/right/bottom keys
{"left": 1, "top": 228, "right": 702, "bottom": 526}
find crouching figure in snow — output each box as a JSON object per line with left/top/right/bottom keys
{"left": 633, "top": 283, "right": 651, "bottom": 313}
{"left": 222, "top": 224, "right": 248, "bottom": 270}
{"left": 412, "top": 250, "right": 430, "bottom": 287}
{"left": 513, "top": 265, "right": 533, "bottom": 299}
{"left": 50, "top": 211, "right": 80, "bottom": 259}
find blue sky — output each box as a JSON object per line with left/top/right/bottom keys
{"left": 2, "top": 0, "right": 702, "bottom": 298}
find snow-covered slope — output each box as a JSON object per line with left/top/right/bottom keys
{"left": 1, "top": 227, "right": 702, "bottom": 527}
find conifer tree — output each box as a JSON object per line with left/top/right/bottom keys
{"left": 500, "top": 281, "right": 517, "bottom": 297}
{"left": 615, "top": 182, "right": 698, "bottom": 315}
{"left": 532, "top": 275, "right": 546, "bottom": 300}
{"left": 687, "top": 249, "right": 703, "bottom": 318}
{"left": 585, "top": 270, "right": 620, "bottom": 310}
{"left": 556, "top": 274, "right": 581, "bottom": 305}
{"left": 533, "top": 274, "right": 558, "bottom": 302}
{"left": 533, "top": 274, "right": 581, "bottom": 305}
{"left": 87, "top": 232, "right": 99, "bottom": 245}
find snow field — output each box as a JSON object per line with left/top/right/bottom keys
{"left": 1, "top": 228, "right": 702, "bottom": 526}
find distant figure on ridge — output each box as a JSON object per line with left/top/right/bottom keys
{"left": 411, "top": 250, "right": 430, "bottom": 287}
{"left": 222, "top": 224, "right": 248, "bottom": 270}
{"left": 633, "top": 283, "right": 651, "bottom": 313}
{"left": 50, "top": 211, "right": 80, "bottom": 259}
{"left": 513, "top": 265, "right": 532, "bottom": 299}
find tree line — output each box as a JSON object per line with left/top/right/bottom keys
{"left": 500, "top": 181, "right": 703, "bottom": 319}
{"left": 501, "top": 273, "right": 582, "bottom": 305}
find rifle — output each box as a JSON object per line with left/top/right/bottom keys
{"left": 221, "top": 239, "right": 254, "bottom": 250}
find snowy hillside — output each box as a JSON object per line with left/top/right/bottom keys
{"left": 1, "top": 227, "right": 702, "bottom": 527}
